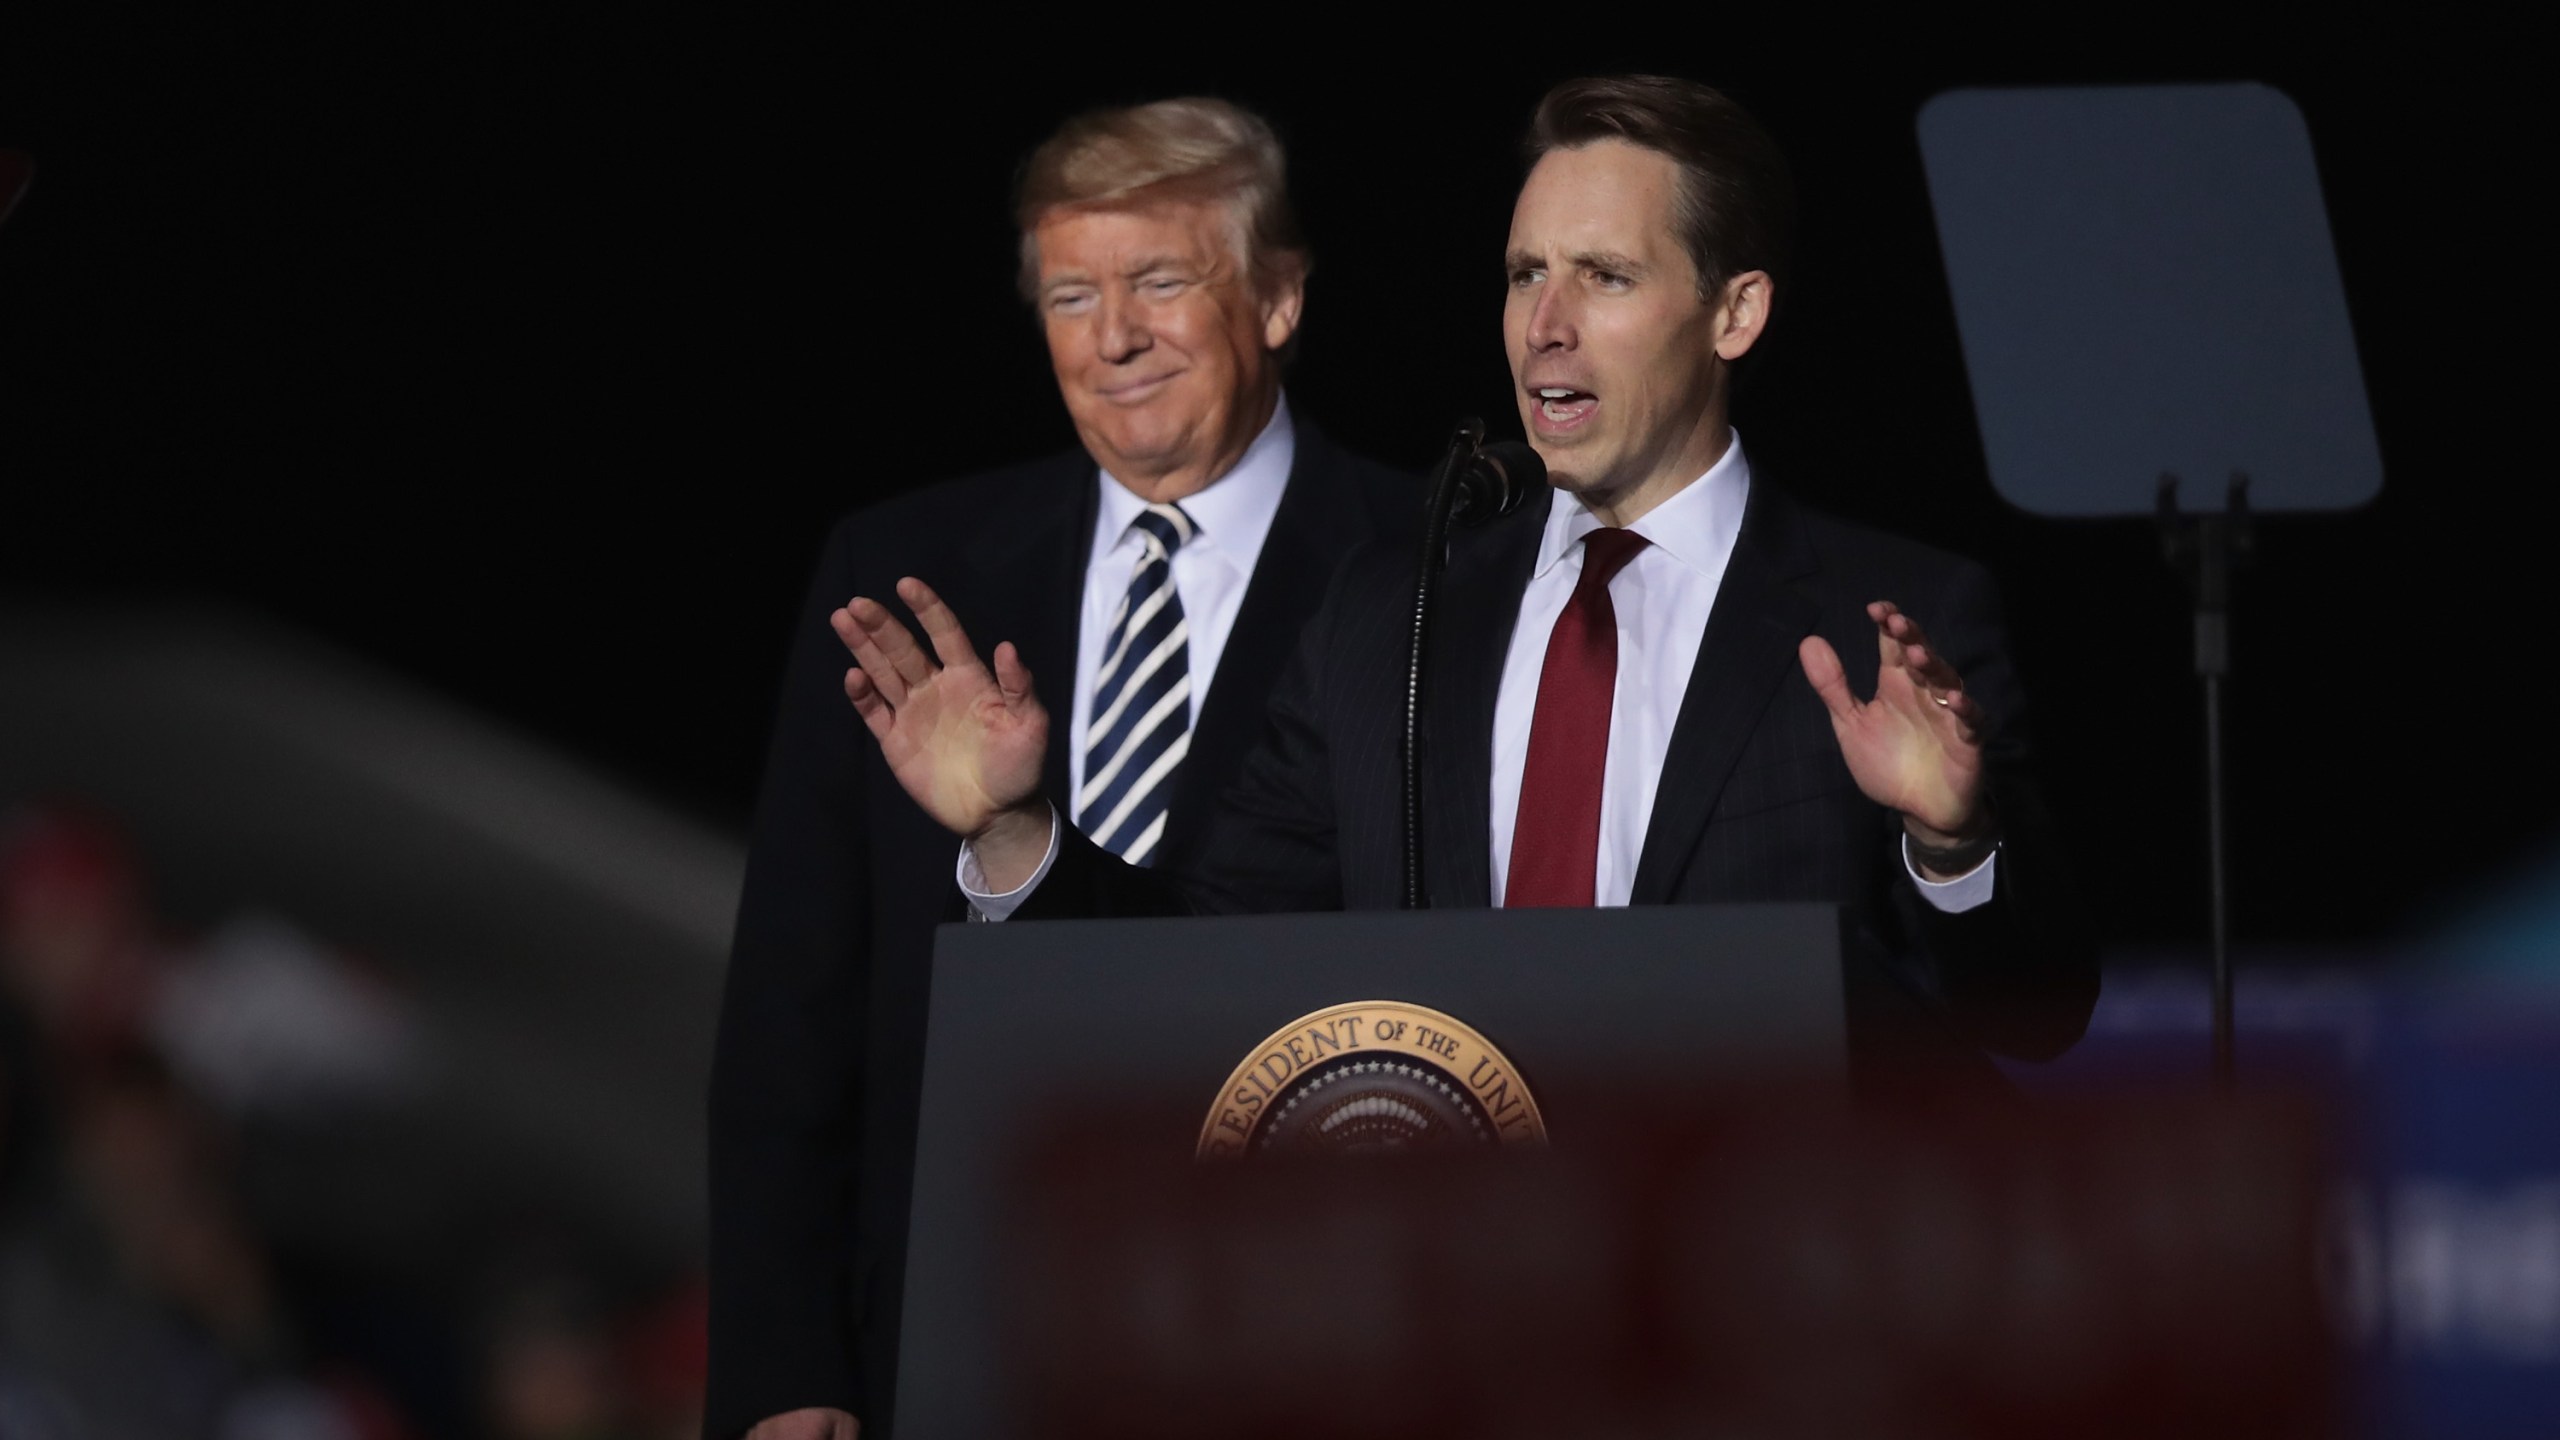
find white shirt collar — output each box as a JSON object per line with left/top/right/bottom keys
{"left": 1095, "top": 392, "right": 1295, "bottom": 562}
{"left": 1534, "top": 428, "right": 1752, "bottom": 580}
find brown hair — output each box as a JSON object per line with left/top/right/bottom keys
{"left": 1526, "top": 75, "right": 1795, "bottom": 305}
{"left": 1014, "top": 97, "right": 1309, "bottom": 302}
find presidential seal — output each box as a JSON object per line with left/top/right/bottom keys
{"left": 1197, "top": 1000, "right": 1546, "bottom": 1159}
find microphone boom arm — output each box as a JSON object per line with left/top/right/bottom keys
{"left": 1401, "top": 421, "right": 1547, "bottom": 909}
{"left": 1402, "top": 418, "right": 1484, "bottom": 910}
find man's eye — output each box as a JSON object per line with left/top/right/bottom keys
{"left": 1509, "top": 268, "right": 1543, "bottom": 288}
{"left": 1048, "top": 292, "right": 1096, "bottom": 315}
{"left": 1142, "top": 278, "right": 1187, "bottom": 296}
{"left": 1593, "top": 271, "right": 1630, "bottom": 289}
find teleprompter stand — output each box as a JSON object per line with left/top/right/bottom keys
{"left": 1921, "top": 83, "right": 2382, "bottom": 1087}
{"left": 2160, "top": 473, "right": 2255, "bottom": 1085}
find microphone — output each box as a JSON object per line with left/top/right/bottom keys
{"left": 1449, "top": 440, "right": 1547, "bottom": 527}
{"left": 1404, "top": 423, "right": 1549, "bottom": 909}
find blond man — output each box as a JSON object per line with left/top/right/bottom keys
{"left": 704, "top": 99, "right": 1412, "bottom": 1439}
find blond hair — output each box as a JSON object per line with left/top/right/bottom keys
{"left": 1014, "top": 97, "right": 1309, "bottom": 301}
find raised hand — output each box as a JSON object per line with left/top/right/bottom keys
{"left": 834, "top": 577, "right": 1048, "bottom": 842}
{"left": 1797, "top": 601, "right": 1989, "bottom": 848}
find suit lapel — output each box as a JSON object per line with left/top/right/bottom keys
{"left": 1423, "top": 500, "right": 1546, "bottom": 908}
{"left": 962, "top": 456, "right": 1097, "bottom": 806}
{"left": 1165, "top": 428, "right": 1363, "bottom": 864}
{"left": 1627, "top": 481, "right": 1819, "bottom": 904}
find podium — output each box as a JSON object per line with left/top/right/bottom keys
{"left": 892, "top": 904, "right": 1854, "bottom": 1436}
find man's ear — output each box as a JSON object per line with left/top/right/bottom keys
{"left": 1260, "top": 270, "right": 1307, "bottom": 353}
{"left": 1712, "top": 269, "right": 1773, "bottom": 361}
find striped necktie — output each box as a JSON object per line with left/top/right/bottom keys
{"left": 1078, "top": 503, "right": 1196, "bottom": 865}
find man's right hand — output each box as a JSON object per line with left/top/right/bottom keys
{"left": 834, "top": 577, "right": 1055, "bottom": 888}
{"left": 744, "top": 1407, "right": 858, "bottom": 1440}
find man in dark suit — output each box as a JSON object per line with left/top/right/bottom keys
{"left": 705, "top": 99, "right": 1413, "bottom": 1440}
{"left": 834, "top": 75, "right": 2096, "bottom": 1079}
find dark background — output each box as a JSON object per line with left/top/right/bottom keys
{"left": 1, "top": 12, "right": 2540, "bottom": 952}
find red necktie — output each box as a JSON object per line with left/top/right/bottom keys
{"left": 1504, "top": 527, "right": 1651, "bottom": 908}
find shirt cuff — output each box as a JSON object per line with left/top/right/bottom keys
{"left": 955, "top": 806, "right": 1062, "bottom": 921}
{"left": 1903, "top": 834, "right": 1997, "bottom": 914}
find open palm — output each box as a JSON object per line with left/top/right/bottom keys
{"left": 833, "top": 577, "right": 1047, "bottom": 839}
{"left": 1798, "top": 601, "right": 1987, "bottom": 842}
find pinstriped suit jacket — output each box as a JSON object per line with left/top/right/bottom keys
{"left": 1018, "top": 478, "right": 2100, "bottom": 1068}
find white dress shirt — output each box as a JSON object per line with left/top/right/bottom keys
{"left": 970, "top": 427, "right": 1995, "bottom": 915}
{"left": 1489, "top": 439, "right": 1743, "bottom": 905}
{"left": 959, "top": 397, "right": 1292, "bottom": 908}
{"left": 1067, "top": 396, "right": 1294, "bottom": 807}
{"left": 1489, "top": 433, "right": 1993, "bottom": 911}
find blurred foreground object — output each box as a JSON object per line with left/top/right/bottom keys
{"left": 1, "top": 604, "right": 736, "bottom": 1432}
{"left": 2004, "top": 936, "right": 2560, "bottom": 1436}
{"left": 1000, "top": 948, "right": 2560, "bottom": 1439}
{"left": 1006, "top": 1093, "right": 2336, "bottom": 1440}
{"left": 2343, "top": 980, "right": 2560, "bottom": 1435}
{"left": 150, "top": 911, "right": 420, "bottom": 1118}
{"left": 0, "top": 603, "right": 736, "bottom": 1257}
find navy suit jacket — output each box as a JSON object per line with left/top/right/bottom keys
{"left": 703, "top": 422, "right": 1415, "bottom": 1437}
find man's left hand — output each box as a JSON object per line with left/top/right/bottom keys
{"left": 1798, "top": 601, "right": 1988, "bottom": 849}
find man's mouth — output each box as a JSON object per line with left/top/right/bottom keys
{"left": 1532, "top": 386, "right": 1597, "bottom": 428}
{"left": 1102, "top": 371, "right": 1182, "bottom": 402}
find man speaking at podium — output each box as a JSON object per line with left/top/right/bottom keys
{"left": 836, "top": 77, "right": 2096, "bottom": 1101}
{"left": 707, "top": 100, "right": 1415, "bottom": 1438}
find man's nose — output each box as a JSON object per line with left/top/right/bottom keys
{"left": 1097, "top": 289, "right": 1152, "bottom": 363}
{"left": 1525, "top": 283, "right": 1576, "bottom": 351}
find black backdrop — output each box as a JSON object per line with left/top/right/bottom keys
{"left": 0, "top": 12, "right": 2541, "bottom": 951}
